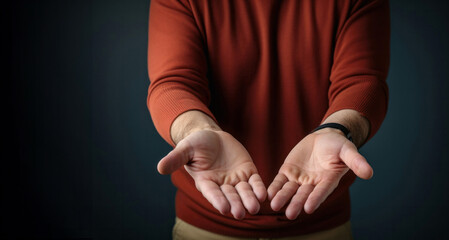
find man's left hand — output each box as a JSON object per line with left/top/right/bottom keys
{"left": 267, "top": 128, "right": 373, "bottom": 220}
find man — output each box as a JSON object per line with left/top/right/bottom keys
{"left": 147, "top": 0, "right": 389, "bottom": 239}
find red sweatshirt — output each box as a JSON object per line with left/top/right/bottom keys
{"left": 147, "top": 0, "right": 389, "bottom": 237}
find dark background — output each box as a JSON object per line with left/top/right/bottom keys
{"left": 4, "top": 0, "right": 449, "bottom": 239}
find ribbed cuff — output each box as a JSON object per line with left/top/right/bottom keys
{"left": 323, "top": 77, "right": 388, "bottom": 141}
{"left": 148, "top": 86, "right": 216, "bottom": 147}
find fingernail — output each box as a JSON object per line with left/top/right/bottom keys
{"left": 291, "top": 213, "right": 300, "bottom": 220}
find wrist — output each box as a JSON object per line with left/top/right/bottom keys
{"left": 313, "top": 126, "right": 346, "bottom": 136}
{"left": 171, "top": 110, "right": 221, "bottom": 145}
{"left": 321, "top": 109, "right": 369, "bottom": 148}
{"left": 181, "top": 125, "right": 222, "bottom": 141}
{"left": 312, "top": 123, "right": 353, "bottom": 142}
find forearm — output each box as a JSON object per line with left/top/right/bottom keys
{"left": 321, "top": 109, "right": 370, "bottom": 148}
{"left": 170, "top": 110, "right": 221, "bottom": 145}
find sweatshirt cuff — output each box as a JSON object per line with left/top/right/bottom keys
{"left": 148, "top": 87, "right": 216, "bottom": 147}
{"left": 322, "top": 77, "right": 388, "bottom": 141}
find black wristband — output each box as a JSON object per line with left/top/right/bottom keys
{"left": 312, "top": 123, "right": 353, "bottom": 142}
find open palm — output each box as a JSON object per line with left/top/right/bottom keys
{"left": 158, "top": 130, "right": 266, "bottom": 220}
{"left": 268, "top": 130, "right": 373, "bottom": 220}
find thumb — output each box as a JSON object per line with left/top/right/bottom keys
{"left": 339, "top": 142, "right": 373, "bottom": 180}
{"left": 157, "top": 140, "right": 192, "bottom": 175}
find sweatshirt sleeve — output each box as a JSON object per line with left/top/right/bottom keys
{"left": 147, "top": 0, "right": 216, "bottom": 146}
{"left": 323, "top": 0, "right": 390, "bottom": 140}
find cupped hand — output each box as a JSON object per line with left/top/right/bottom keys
{"left": 267, "top": 129, "right": 373, "bottom": 220}
{"left": 157, "top": 130, "right": 267, "bottom": 220}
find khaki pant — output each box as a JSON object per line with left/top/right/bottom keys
{"left": 173, "top": 218, "right": 353, "bottom": 240}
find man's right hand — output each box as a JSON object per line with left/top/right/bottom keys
{"left": 157, "top": 129, "right": 267, "bottom": 220}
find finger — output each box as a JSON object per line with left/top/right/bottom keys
{"left": 248, "top": 174, "right": 267, "bottom": 202}
{"left": 285, "top": 184, "right": 314, "bottom": 220}
{"left": 235, "top": 182, "right": 260, "bottom": 215}
{"left": 267, "top": 174, "right": 288, "bottom": 201}
{"left": 340, "top": 142, "right": 373, "bottom": 179}
{"left": 270, "top": 181, "right": 299, "bottom": 211}
{"left": 157, "top": 140, "right": 192, "bottom": 175}
{"left": 221, "top": 185, "right": 246, "bottom": 220}
{"left": 196, "top": 180, "right": 230, "bottom": 215}
{"left": 304, "top": 180, "right": 338, "bottom": 214}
